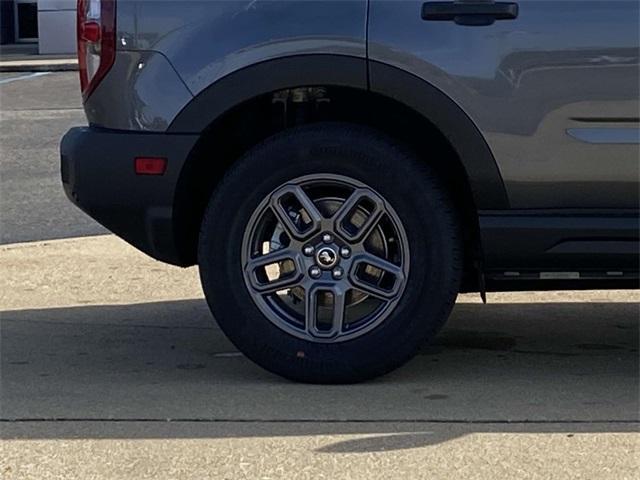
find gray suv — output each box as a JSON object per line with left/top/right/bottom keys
{"left": 61, "top": 0, "right": 639, "bottom": 383}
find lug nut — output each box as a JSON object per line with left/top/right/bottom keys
{"left": 332, "top": 267, "right": 344, "bottom": 280}
{"left": 309, "top": 266, "right": 322, "bottom": 279}
{"left": 322, "top": 233, "right": 333, "bottom": 244}
{"left": 303, "top": 245, "right": 315, "bottom": 256}
{"left": 339, "top": 246, "right": 351, "bottom": 258}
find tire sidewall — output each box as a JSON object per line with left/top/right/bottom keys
{"left": 199, "top": 124, "right": 461, "bottom": 382}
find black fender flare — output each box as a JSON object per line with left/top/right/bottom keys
{"left": 169, "top": 54, "right": 367, "bottom": 133}
{"left": 369, "top": 61, "right": 508, "bottom": 209}
{"left": 169, "top": 54, "right": 508, "bottom": 209}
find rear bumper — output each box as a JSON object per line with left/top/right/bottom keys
{"left": 60, "top": 127, "right": 199, "bottom": 265}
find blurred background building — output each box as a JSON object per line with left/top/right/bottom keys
{"left": 1, "top": 0, "right": 76, "bottom": 54}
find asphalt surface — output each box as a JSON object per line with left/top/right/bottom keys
{"left": 0, "top": 71, "right": 638, "bottom": 479}
{"left": 0, "top": 72, "right": 106, "bottom": 244}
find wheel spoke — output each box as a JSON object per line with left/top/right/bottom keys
{"left": 245, "top": 248, "right": 303, "bottom": 293}
{"left": 348, "top": 252, "right": 405, "bottom": 299}
{"left": 270, "top": 185, "right": 323, "bottom": 240}
{"left": 242, "top": 174, "right": 409, "bottom": 343}
{"left": 334, "top": 188, "right": 385, "bottom": 242}
{"left": 305, "top": 285, "right": 347, "bottom": 338}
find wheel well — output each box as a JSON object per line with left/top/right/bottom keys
{"left": 173, "top": 86, "right": 482, "bottom": 287}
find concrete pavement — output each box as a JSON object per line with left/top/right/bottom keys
{"left": 0, "top": 44, "right": 77, "bottom": 72}
{"left": 0, "top": 58, "right": 78, "bottom": 72}
{"left": 2, "top": 423, "right": 637, "bottom": 480}
{"left": 1, "top": 235, "right": 638, "bottom": 478}
{"left": 0, "top": 71, "right": 107, "bottom": 244}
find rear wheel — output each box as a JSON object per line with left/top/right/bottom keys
{"left": 198, "top": 123, "right": 462, "bottom": 383}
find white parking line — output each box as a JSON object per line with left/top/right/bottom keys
{"left": 0, "top": 72, "right": 50, "bottom": 85}
{"left": 212, "top": 352, "right": 244, "bottom": 358}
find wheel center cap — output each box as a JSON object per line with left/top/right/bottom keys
{"left": 315, "top": 246, "right": 338, "bottom": 269}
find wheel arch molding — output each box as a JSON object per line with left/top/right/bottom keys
{"left": 169, "top": 54, "right": 509, "bottom": 211}
{"left": 168, "top": 54, "right": 368, "bottom": 133}
{"left": 368, "top": 61, "right": 509, "bottom": 210}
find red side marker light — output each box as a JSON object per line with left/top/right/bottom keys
{"left": 135, "top": 157, "right": 167, "bottom": 175}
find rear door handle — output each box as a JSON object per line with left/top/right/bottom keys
{"left": 422, "top": 1, "right": 519, "bottom": 26}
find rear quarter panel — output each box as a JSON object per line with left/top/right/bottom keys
{"left": 117, "top": 0, "right": 368, "bottom": 96}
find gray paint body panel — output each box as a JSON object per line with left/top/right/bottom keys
{"left": 88, "top": 0, "right": 639, "bottom": 210}
{"left": 85, "top": 50, "right": 193, "bottom": 131}
{"left": 116, "top": 1, "right": 368, "bottom": 97}
{"left": 369, "top": 0, "right": 640, "bottom": 208}
{"left": 89, "top": 1, "right": 367, "bottom": 130}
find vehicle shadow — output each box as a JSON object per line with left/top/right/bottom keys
{"left": 1, "top": 298, "right": 638, "bottom": 448}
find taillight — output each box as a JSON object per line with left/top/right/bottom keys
{"left": 77, "top": 0, "right": 115, "bottom": 100}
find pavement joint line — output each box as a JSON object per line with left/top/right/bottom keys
{"left": 1, "top": 418, "right": 638, "bottom": 424}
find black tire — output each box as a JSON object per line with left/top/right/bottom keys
{"left": 198, "top": 122, "right": 462, "bottom": 383}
